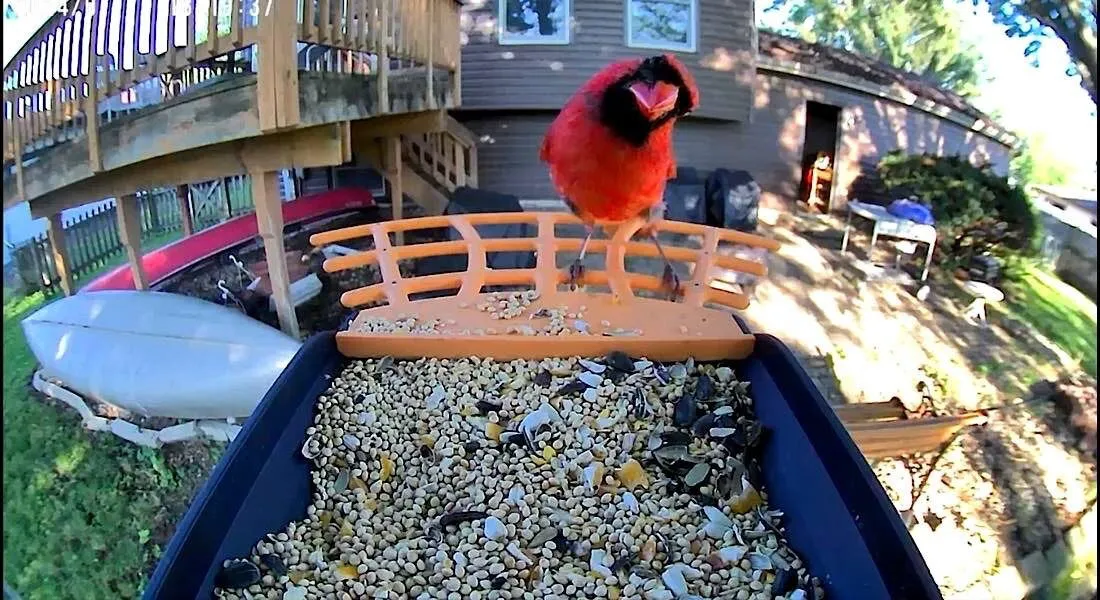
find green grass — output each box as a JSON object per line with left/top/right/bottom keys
{"left": 1001, "top": 266, "right": 1098, "bottom": 378}
{"left": 3, "top": 232, "right": 223, "bottom": 599}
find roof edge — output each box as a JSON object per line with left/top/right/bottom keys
{"left": 757, "top": 56, "right": 1019, "bottom": 150}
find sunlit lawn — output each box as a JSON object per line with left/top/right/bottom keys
{"left": 1000, "top": 266, "right": 1098, "bottom": 379}
{"left": 2, "top": 231, "right": 219, "bottom": 599}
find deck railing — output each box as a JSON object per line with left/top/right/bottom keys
{"left": 3, "top": 0, "right": 462, "bottom": 201}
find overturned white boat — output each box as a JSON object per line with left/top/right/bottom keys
{"left": 21, "top": 291, "right": 302, "bottom": 446}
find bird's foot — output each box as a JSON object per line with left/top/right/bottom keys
{"left": 661, "top": 264, "right": 684, "bottom": 302}
{"left": 566, "top": 260, "right": 586, "bottom": 291}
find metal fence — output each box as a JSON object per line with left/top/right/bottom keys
{"left": 10, "top": 175, "right": 255, "bottom": 296}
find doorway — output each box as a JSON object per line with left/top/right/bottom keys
{"left": 799, "top": 101, "right": 841, "bottom": 212}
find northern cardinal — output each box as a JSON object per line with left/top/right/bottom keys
{"left": 540, "top": 54, "right": 699, "bottom": 299}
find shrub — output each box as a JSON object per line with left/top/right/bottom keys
{"left": 876, "top": 151, "right": 1039, "bottom": 273}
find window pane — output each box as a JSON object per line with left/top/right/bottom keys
{"left": 500, "top": 0, "right": 570, "bottom": 45}
{"left": 630, "top": 0, "right": 693, "bottom": 49}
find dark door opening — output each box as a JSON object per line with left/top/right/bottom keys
{"left": 799, "top": 101, "right": 841, "bottom": 213}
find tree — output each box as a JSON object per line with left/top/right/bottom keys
{"left": 1010, "top": 131, "right": 1074, "bottom": 187}
{"left": 979, "top": 0, "right": 1097, "bottom": 104}
{"left": 765, "top": 0, "right": 986, "bottom": 97}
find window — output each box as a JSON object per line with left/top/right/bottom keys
{"left": 626, "top": 0, "right": 697, "bottom": 52}
{"left": 498, "top": 0, "right": 571, "bottom": 45}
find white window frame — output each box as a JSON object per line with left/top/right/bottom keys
{"left": 497, "top": 0, "right": 572, "bottom": 46}
{"left": 625, "top": 0, "right": 698, "bottom": 53}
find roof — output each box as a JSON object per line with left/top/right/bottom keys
{"left": 757, "top": 31, "right": 996, "bottom": 125}
{"left": 1033, "top": 185, "right": 1098, "bottom": 224}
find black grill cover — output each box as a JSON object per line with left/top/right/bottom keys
{"left": 412, "top": 187, "right": 535, "bottom": 299}
{"left": 663, "top": 167, "right": 707, "bottom": 224}
{"left": 706, "top": 168, "right": 760, "bottom": 232}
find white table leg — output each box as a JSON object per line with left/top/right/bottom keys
{"left": 841, "top": 209, "right": 852, "bottom": 253}
{"left": 921, "top": 240, "right": 934, "bottom": 282}
{"left": 869, "top": 223, "right": 879, "bottom": 262}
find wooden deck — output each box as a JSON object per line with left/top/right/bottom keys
{"left": 4, "top": 69, "right": 455, "bottom": 218}
{"left": 2, "top": 0, "right": 468, "bottom": 339}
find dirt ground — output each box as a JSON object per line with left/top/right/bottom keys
{"left": 730, "top": 211, "right": 1096, "bottom": 598}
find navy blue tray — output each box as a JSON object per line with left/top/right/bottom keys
{"left": 144, "top": 331, "right": 941, "bottom": 600}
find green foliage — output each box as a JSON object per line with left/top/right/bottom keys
{"left": 1010, "top": 131, "right": 1075, "bottom": 187}
{"left": 765, "top": 0, "right": 986, "bottom": 97}
{"left": 876, "top": 151, "right": 1040, "bottom": 268}
{"left": 1002, "top": 266, "right": 1098, "bottom": 378}
{"left": 3, "top": 294, "right": 221, "bottom": 598}
{"left": 976, "top": 0, "right": 1097, "bottom": 104}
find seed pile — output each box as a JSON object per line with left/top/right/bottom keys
{"left": 351, "top": 292, "right": 653, "bottom": 338}
{"left": 214, "top": 354, "right": 824, "bottom": 600}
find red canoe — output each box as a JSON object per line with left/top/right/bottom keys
{"left": 82, "top": 188, "right": 375, "bottom": 293}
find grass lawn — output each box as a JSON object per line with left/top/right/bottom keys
{"left": 2, "top": 234, "right": 221, "bottom": 599}
{"left": 1000, "top": 266, "right": 1098, "bottom": 379}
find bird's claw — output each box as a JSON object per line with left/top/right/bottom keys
{"left": 567, "top": 260, "right": 586, "bottom": 291}
{"left": 662, "top": 264, "right": 684, "bottom": 302}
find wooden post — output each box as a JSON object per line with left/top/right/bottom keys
{"left": 256, "top": 0, "right": 301, "bottom": 131}
{"left": 252, "top": 170, "right": 301, "bottom": 339}
{"left": 177, "top": 184, "right": 194, "bottom": 236}
{"left": 377, "top": 0, "right": 390, "bottom": 113}
{"left": 116, "top": 194, "right": 150, "bottom": 290}
{"left": 387, "top": 136, "right": 404, "bottom": 245}
{"left": 46, "top": 214, "right": 74, "bottom": 296}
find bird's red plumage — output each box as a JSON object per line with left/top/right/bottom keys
{"left": 540, "top": 55, "right": 698, "bottom": 225}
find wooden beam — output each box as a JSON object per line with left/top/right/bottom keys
{"left": 116, "top": 193, "right": 150, "bottom": 290}
{"left": 177, "top": 184, "right": 194, "bottom": 236}
{"left": 387, "top": 137, "right": 404, "bottom": 245}
{"left": 349, "top": 110, "right": 448, "bottom": 141}
{"left": 46, "top": 213, "right": 74, "bottom": 296}
{"left": 252, "top": 170, "right": 300, "bottom": 339}
{"left": 29, "top": 124, "right": 345, "bottom": 219}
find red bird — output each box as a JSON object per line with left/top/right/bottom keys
{"left": 540, "top": 54, "right": 699, "bottom": 299}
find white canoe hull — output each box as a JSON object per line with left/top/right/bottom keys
{"left": 21, "top": 291, "right": 302, "bottom": 419}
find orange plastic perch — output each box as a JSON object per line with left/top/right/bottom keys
{"left": 310, "top": 212, "right": 779, "bottom": 361}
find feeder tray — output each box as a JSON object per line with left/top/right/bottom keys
{"left": 309, "top": 212, "right": 780, "bottom": 362}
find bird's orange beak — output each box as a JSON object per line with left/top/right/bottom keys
{"left": 628, "top": 81, "right": 680, "bottom": 120}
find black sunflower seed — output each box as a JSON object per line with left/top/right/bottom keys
{"left": 674, "top": 394, "right": 697, "bottom": 427}
{"left": 215, "top": 560, "right": 261, "bottom": 589}
{"left": 692, "top": 413, "right": 717, "bottom": 437}
{"left": 438, "top": 510, "right": 489, "bottom": 529}
{"left": 533, "top": 370, "right": 553, "bottom": 386}
{"left": 554, "top": 380, "right": 588, "bottom": 397}
{"left": 476, "top": 400, "right": 503, "bottom": 415}
{"left": 260, "top": 554, "right": 287, "bottom": 576}
{"left": 694, "top": 373, "right": 716, "bottom": 402}
{"left": 605, "top": 351, "right": 636, "bottom": 373}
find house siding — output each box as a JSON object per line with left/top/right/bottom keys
{"left": 457, "top": 69, "right": 1014, "bottom": 211}
{"left": 458, "top": 0, "right": 756, "bottom": 122}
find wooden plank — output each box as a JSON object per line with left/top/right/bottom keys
{"left": 46, "top": 213, "right": 74, "bottom": 296}
{"left": 206, "top": 0, "right": 219, "bottom": 56}
{"left": 833, "top": 400, "right": 907, "bottom": 424}
{"left": 377, "top": 0, "right": 389, "bottom": 113}
{"left": 387, "top": 136, "right": 403, "bottom": 245}
{"left": 116, "top": 193, "right": 150, "bottom": 289}
{"left": 274, "top": 0, "right": 300, "bottom": 129}
{"left": 177, "top": 184, "right": 194, "bottom": 235}
{"left": 847, "top": 413, "right": 987, "bottom": 459}
{"left": 349, "top": 109, "right": 446, "bottom": 139}
{"left": 252, "top": 169, "right": 300, "bottom": 338}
